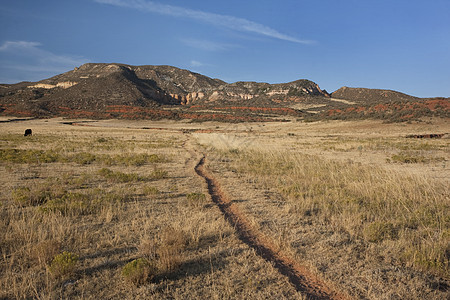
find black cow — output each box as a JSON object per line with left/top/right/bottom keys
{"left": 24, "top": 129, "right": 32, "bottom": 136}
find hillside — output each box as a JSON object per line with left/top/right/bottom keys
{"left": 331, "top": 86, "right": 419, "bottom": 104}
{"left": 317, "top": 87, "right": 449, "bottom": 122}
{"left": 0, "top": 63, "right": 448, "bottom": 122}
{"left": 0, "top": 63, "right": 325, "bottom": 113}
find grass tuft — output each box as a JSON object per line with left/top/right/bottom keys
{"left": 30, "top": 240, "right": 61, "bottom": 266}
{"left": 186, "top": 192, "right": 208, "bottom": 209}
{"left": 156, "top": 227, "right": 187, "bottom": 272}
{"left": 364, "top": 221, "right": 398, "bottom": 243}
{"left": 143, "top": 186, "right": 160, "bottom": 196}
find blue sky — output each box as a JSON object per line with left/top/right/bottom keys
{"left": 1, "top": 0, "right": 449, "bottom": 97}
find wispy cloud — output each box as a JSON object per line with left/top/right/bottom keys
{"left": 94, "top": 0, "right": 314, "bottom": 44}
{"left": 0, "top": 41, "right": 89, "bottom": 83}
{"left": 189, "top": 60, "right": 215, "bottom": 68}
{"left": 190, "top": 60, "right": 205, "bottom": 67}
{"left": 0, "top": 41, "right": 42, "bottom": 51}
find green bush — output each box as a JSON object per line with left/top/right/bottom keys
{"left": 0, "top": 149, "right": 61, "bottom": 163}
{"left": 41, "top": 192, "right": 89, "bottom": 215}
{"left": 12, "top": 185, "right": 55, "bottom": 206}
{"left": 48, "top": 251, "right": 78, "bottom": 278}
{"left": 39, "top": 189, "right": 125, "bottom": 216}
{"left": 122, "top": 258, "right": 156, "bottom": 286}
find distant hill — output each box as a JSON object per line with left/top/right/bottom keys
{"left": 0, "top": 63, "right": 448, "bottom": 122}
{"left": 0, "top": 63, "right": 326, "bottom": 111}
{"left": 331, "top": 86, "right": 419, "bottom": 104}
{"left": 319, "top": 87, "right": 449, "bottom": 122}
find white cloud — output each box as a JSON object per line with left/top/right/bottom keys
{"left": 189, "top": 60, "right": 216, "bottom": 69}
{"left": 94, "top": 0, "right": 315, "bottom": 44}
{"left": 0, "top": 40, "right": 89, "bottom": 83}
{"left": 190, "top": 60, "right": 204, "bottom": 67}
{"left": 0, "top": 41, "right": 42, "bottom": 51}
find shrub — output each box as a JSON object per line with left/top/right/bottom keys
{"left": 40, "top": 189, "right": 125, "bottom": 216}
{"left": 41, "top": 192, "right": 90, "bottom": 215}
{"left": 149, "top": 168, "right": 168, "bottom": 180}
{"left": 122, "top": 258, "right": 156, "bottom": 286}
{"left": 143, "top": 186, "right": 160, "bottom": 196}
{"left": 186, "top": 192, "right": 207, "bottom": 209}
{"left": 11, "top": 187, "right": 32, "bottom": 206}
{"left": 70, "top": 152, "right": 97, "bottom": 164}
{"left": 0, "top": 149, "right": 61, "bottom": 163}
{"left": 97, "top": 137, "right": 108, "bottom": 143}
{"left": 11, "top": 184, "right": 56, "bottom": 206}
{"left": 48, "top": 251, "right": 79, "bottom": 279}
{"left": 364, "top": 221, "right": 398, "bottom": 243}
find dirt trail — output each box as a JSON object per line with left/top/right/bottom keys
{"left": 194, "top": 155, "right": 351, "bottom": 300}
{"left": 58, "top": 120, "right": 350, "bottom": 298}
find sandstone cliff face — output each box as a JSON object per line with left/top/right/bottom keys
{"left": 28, "top": 81, "right": 78, "bottom": 89}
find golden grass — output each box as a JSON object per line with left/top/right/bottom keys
{"left": 0, "top": 117, "right": 448, "bottom": 299}
{"left": 193, "top": 118, "right": 449, "bottom": 299}
{"left": 226, "top": 149, "right": 449, "bottom": 276}
{"left": 0, "top": 119, "right": 302, "bottom": 299}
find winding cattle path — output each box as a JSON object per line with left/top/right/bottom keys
{"left": 59, "top": 121, "right": 351, "bottom": 298}
{"left": 194, "top": 154, "right": 350, "bottom": 300}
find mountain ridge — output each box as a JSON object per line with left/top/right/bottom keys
{"left": 0, "top": 63, "right": 448, "bottom": 122}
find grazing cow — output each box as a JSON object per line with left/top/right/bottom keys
{"left": 24, "top": 129, "right": 32, "bottom": 136}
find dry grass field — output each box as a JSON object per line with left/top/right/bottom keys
{"left": 0, "top": 117, "right": 448, "bottom": 299}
